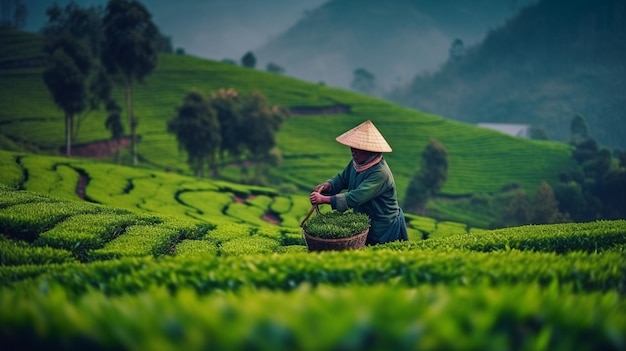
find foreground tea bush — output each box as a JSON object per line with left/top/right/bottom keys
{"left": 0, "top": 169, "right": 625, "bottom": 350}
{"left": 1, "top": 249, "right": 623, "bottom": 296}
{"left": 0, "top": 283, "right": 623, "bottom": 351}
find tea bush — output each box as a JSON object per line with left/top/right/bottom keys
{"left": 0, "top": 156, "right": 624, "bottom": 350}
{"left": 303, "top": 211, "right": 370, "bottom": 239}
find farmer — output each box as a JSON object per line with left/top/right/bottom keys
{"left": 310, "top": 120, "right": 408, "bottom": 245}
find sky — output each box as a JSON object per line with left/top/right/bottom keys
{"left": 23, "top": 0, "right": 328, "bottom": 61}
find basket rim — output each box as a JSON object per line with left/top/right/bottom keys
{"left": 302, "top": 227, "right": 369, "bottom": 243}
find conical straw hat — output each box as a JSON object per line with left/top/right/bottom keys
{"left": 335, "top": 120, "right": 392, "bottom": 152}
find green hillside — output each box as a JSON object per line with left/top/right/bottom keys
{"left": 0, "top": 183, "right": 624, "bottom": 349}
{"left": 0, "top": 28, "right": 577, "bottom": 227}
{"left": 0, "top": 149, "right": 469, "bottom": 240}
{"left": 1, "top": 19, "right": 624, "bottom": 351}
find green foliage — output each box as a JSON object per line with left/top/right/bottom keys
{"left": 167, "top": 90, "right": 221, "bottom": 177}
{"left": 167, "top": 87, "right": 287, "bottom": 182}
{"left": 0, "top": 201, "right": 103, "bottom": 242}
{"left": 0, "top": 153, "right": 23, "bottom": 188}
{"left": 1, "top": 22, "right": 625, "bottom": 350}
{"left": 555, "top": 126, "right": 624, "bottom": 221}
{"left": 240, "top": 51, "right": 256, "bottom": 68}
{"left": 303, "top": 211, "right": 370, "bottom": 239}
{"left": 41, "top": 2, "right": 107, "bottom": 156}
{"left": 0, "top": 237, "right": 76, "bottom": 265}
{"left": 0, "top": 283, "right": 624, "bottom": 351}
{"left": 92, "top": 224, "right": 180, "bottom": 259}
{"left": 351, "top": 67, "right": 376, "bottom": 94}
{"left": 269, "top": 195, "right": 292, "bottom": 214}
{"left": 102, "top": 0, "right": 159, "bottom": 165}
{"left": 174, "top": 239, "right": 218, "bottom": 258}
{"left": 219, "top": 236, "right": 280, "bottom": 256}
{"left": 570, "top": 114, "right": 590, "bottom": 143}
{"left": 0, "top": 182, "right": 624, "bottom": 350}
{"left": 34, "top": 212, "right": 139, "bottom": 258}
{"left": 404, "top": 138, "right": 448, "bottom": 213}
{"left": 494, "top": 181, "right": 569, "bottom": 228}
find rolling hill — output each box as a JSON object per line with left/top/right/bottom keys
{"left": 388, "top": 0, "right": 626, "bottom": 151}
{"left": 0, "top": 28, "right": 577, "bottom": 227}
{"left": 254, "top": 0, "right": 536, "bottom": 91}
{"left": 0, "top": 22, "right": 625, "bottom": 350}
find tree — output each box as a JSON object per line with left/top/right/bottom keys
{"left": 350, "top": 68, "right": 376, "bottom": 95}
{"left": 448, "top": 38, "right": 465, "bottom": 63}
{"left": 155, "top": 33, "right": 173, "bottom": 53}
{"left": 43, "top": 39, "right": 90, "bottom": 157}
{"left": 42, "top": 2, "right": 106, "bottom": 157}
{"left": 266, "top": 62, "right": 284, "bottom": 74}
{"left": 570, "top": 114, "right": 590, "bottom": 144}
{"left": 600, "top": 168, "right": 626, "bottom": 219}
{"left": 167, "top": 91, "right": 221, "bottom": 178}
{"left": 528, "top": 126, "right": 549, "bottom": 140}
{"left": 0, "top": 0, "right": 27, "bottom": 29}
{"left": 404, "top": 139, "right": 448, "bottom": 214}
{"left": 420, "top": 139, "right": 449, "bottom": 193}
{"left": 105, "top": 99, "right": 124, "bottom": 163}
{"left": 619, "top": 150, "right": 626, "bottom": 168}
{"left": 241, "top": 51, "right": 256, "bottom": 68}
{"left": 529, "top": 181, "right": 567, "bottom": 224}
{"left": 502, "top": 188, "right": 530, "bottom": 226}
{"left": 239, "top": 92, "right": 288, "bottom": 184}
{"left": 210, "top": 88, "right": 245, "bottom": 166}
{"left": 402, "top": 176, "right": 429, "bottom": 215}
{"left": 102, "top": 0, "right": 159, "bottom": 166}
{"left": 572, "top": 138, "right": 599, "bottom": 164}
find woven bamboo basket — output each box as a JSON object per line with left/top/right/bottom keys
{"left": 300, "top": 205, "right": 369, "bottom": 252}
{"left": 302, "top": 227, "right": 369, "bottom": 252}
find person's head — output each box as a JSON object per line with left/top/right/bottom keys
{"left": 335, "top": 120, "right": 392, "bottom": 154}
{"left": 350, "top": 147, "right": 377, "bottom": 164}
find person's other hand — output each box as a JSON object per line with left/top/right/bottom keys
{"left": 314, "top": 182, "right": 331, "bottom": 194}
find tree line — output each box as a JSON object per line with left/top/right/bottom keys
{"left": 167, "top": 88, "right": 288, "bottom": 184}
{"left": 41, "top": 0, "right": 169, "bottom": 165}
{"left": 496, "top": 115, "right": 626, "bottom": 227}
{"left": 402, "top": 115, "right": 626, "bottom": 227}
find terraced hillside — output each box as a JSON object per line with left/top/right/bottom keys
{"left": 0, "top": 28, "right": 577, "bottom": 228}
{"left": 0, "top": 149, "right": 475, "bottom": 240}
{"left": 1, "top": 182, "right": 624, "bottom": 350}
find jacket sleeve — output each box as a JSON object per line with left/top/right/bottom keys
{"left": 331, "top": 169, "right": 387, "bottom": 212}
{"left": 326, "top": 161, "right": 352, "bottom": 195}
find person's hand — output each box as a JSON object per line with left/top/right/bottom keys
{"left": 314, "top": 182, "right": 331, "bottom": 194}
{"left": 310, "top": 191, "right": 329, "bottom": 205}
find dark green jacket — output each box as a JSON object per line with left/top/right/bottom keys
{"left": 327, "top": 158, "right": 404, "bottom": 243}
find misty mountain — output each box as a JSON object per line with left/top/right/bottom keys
{"left": 25, "top": 0, "right": 328, "bottom": 62}
{"left": 254, "top": 0, "right": 535, "bottom": 91}
{"left": 387, "top": 0, "right": 626, "bottom": 150}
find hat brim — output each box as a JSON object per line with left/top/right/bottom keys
{"left": 335, "top": 120, "right": 392, "bottom": 152}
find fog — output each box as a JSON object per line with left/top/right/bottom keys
{"left": 23, "top": 0, "right": 533, "bottom": 90}
{"left": 23, "top": 0, "right": 327, "bottom": 61}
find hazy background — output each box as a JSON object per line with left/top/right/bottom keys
{"left": 24, "top": 0, "right": 530, "bottom": 90}
{"left": 24, "top": 0, "right": 328, "bottom": 62}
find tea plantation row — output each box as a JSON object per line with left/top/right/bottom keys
{"left": 0, "top": 149, "right": 475, "bottom": 240}
{"left": 0, "top": 183, "right": 625, "bottom": 350}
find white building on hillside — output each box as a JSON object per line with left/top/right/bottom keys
{"left": 477, "top": 123, "right": 530, "bottom": 138}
